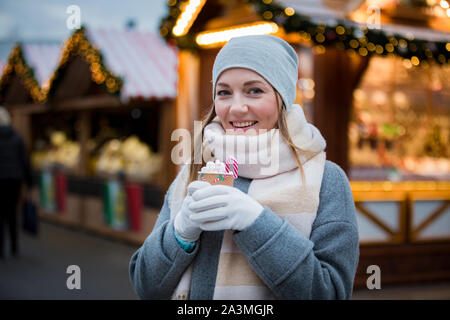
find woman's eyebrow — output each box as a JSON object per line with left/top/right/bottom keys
{"left": 216, "top": 82, "right": 230, "bottom": 87}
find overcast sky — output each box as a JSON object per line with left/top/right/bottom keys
{"left": 0, "top": 0, "right": 169, "bottom": 60}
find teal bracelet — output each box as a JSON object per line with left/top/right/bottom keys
{"left": 174, "top": 231, "right": 196, "bottom": 253}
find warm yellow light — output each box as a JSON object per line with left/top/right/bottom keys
{"left": 385, "top": 43, "right": 394, "bottom": 53}
{"left": 172, "top": 0, "right": 206, "bottom": 37}
{"left": 411, "top": 56, "right": 420, "bottom": 66}
{"left": 349, "top": 39, "right": 359, "bottom": 49}
{"left": 195, "top": 22, "right": 279, "bottom": 47}
{"left": 398, "top": 39, "right": 407, "bottom": 48}
{"left": 263, "top": 11, "right": 273, "bottom": 19}
{"left": 313, "top": 45, "right": 326, "bottom": 55}
{"left": 284, "top": 7, "right": 295, "bottom": 16}
{"left": 315, "top": 33, "right": 325, "bottom": 43}
{"left": 336, "top": 26, "right": 345, "bottom": 35}
{"left": 446, "top": 42, "right": 450, "bottom": 51}
{"left": 375, "top": 44, "right": 384, "bottom": 54}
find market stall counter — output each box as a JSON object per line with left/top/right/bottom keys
{"left": 32, "top": 168, "right": 163, "bottom": 245}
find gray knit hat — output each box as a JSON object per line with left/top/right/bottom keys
{"left": 212, "top": 35, "right": 298, "bottom": 110}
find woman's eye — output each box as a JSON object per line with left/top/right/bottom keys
{"left": 249, "top": 88, "right": 263, "bottom": 94}
{"left": 217, "top": 90, "right": 231, "bottom": 96}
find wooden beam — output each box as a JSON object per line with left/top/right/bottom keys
{"left": 355, "top": 202, "right": 396, "bottom": 237}
{"left": 158, "top": 100, "right": 177, "bottom": 191}
{"left": 412, "top": 200, "right": 450, "bottom": 239}
{"left": 76, "top": 110, "right": 92, "bottom": 177}
{"left": 313, "top": 48, "right": 370, "bottom": 174}
{"left": 355, "top": 242, "right": 450, "bottom": 287}
{"left": 176, "top": 50, "right": 201, "bottom": 131}
{"left": 53, "top": 94, "right": 121, "bottom": 111}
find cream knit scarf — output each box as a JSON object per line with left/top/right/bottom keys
{"left": 169, "top": 105, "right": 326, "bottom": 299}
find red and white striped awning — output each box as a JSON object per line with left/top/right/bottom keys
{"left": 22, "top": 43, "right": 62, "bottom": 88}
{"left": 86, "top": 28, "right": 178, "bottom": 102}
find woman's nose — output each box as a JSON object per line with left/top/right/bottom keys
{"left": 229, "top": 95, "right": 248, "bottom": 114}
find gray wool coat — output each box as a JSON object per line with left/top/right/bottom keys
{"left": 129, "top": 160, "right": 359, "bottom": 300}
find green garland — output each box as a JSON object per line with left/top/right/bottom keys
{"left": 0, "top": 44, "right": 46, "bottom": 103}
{"left": 159, "top": 0, "right": 450, "bottom": 66}
{"left": 0, "top": 26, "right": 124, "bottom": 104}
{"left": 159, "top": 0, "right": 196, "bottom": 50}
{"left": 47, "top": 26, "right": 123, "bottom": 98}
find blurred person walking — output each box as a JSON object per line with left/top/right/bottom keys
{"left": 0, "top": 106, "right": 33, "bottom": 258}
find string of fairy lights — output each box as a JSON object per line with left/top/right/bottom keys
{"left": 47, "top": 26, "right": 123, "bottom": 97}
{"left": 0, "top": 26, "right": 122, "bottom": 104}
{"left": 2, "top": 1, "right": 448, "bottom": 104}
{"left": 0, "top": 45, "right": 47, "bottom": 103}
{"left": 159, "top": 0, "right": 450, "bottom": 66}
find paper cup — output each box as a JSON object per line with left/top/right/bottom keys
{"left": 198, "top": 172, "right": 234, "bottom": 186}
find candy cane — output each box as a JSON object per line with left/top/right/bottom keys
{"left": 225, "top": 156, "right": 238, "bottom": 179}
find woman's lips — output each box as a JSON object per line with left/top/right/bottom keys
{"left": 230, "top": 121, "right": 258, "bottom": 131}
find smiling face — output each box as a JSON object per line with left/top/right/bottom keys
{"left": 214, "top": 68, "right": 280, "bottom": 135}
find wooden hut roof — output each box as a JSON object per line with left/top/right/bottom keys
{"left": 47, "top": 26, "right": 178, "bottom": 103}
{"left": 0, "top": 43, "right": 61, "bottom": 105}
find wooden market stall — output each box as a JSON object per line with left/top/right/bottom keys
{"left": 0, "top": 42, "right": 61, "bottom": 148}
{"left": 0, "top": 27, "right": 179, "bottom": 245}
{"left": 159, "top": 0, "right": 450, "bottom": 286}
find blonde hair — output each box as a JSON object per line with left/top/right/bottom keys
{"left": 0, "top": 107, "right": 11, "bottom": 126}
{"left": 187, "top": 95, "right": 306, "bottom": 191}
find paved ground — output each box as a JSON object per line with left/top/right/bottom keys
{"left": 0, "top": 221, "right": 139, "bottom": 299}
{"left": 1, "top": 221, "right": 449, "bottom": 300}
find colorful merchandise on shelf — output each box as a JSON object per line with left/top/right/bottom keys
{"left": 104, "top": 179, "right": 143, "bottom": 231}
{"left": 39, "top": 170, "right": 68, "bottom": 214}
{"left": 104, "top": 180, "right": 128, "bottom": 230}
{"left": 55, "top": 171, "right": 67, "bottom": 213}
{"left": 125, "top": 183, "right": 143, "bottom": 231}
{"left": 32, "top": 131, "right": 80, "bottom": 170}
{"left": 94, "top": 135, "right": 162, "bottom": 181}
{"left": 39, "top": 171, "right": 55, "bottom": 213}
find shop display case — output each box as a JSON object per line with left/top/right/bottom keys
{"left": 25, "top": 102, "right": 175, "bottom": 244}
{"left": 348, "top": 55, "right": 450, "bottom": 286}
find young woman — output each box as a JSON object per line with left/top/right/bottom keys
{"left": 129, "top": 35, "right": 359, "bottom": 300}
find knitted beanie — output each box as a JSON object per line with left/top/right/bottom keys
{"left": 212, "top": 35, "right": 299, "bottom": 109}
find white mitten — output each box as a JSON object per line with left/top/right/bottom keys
{"left": 173, "top": 180, "right": 211, "bottom": 242}
{"left": 188, "top": 185, "right": 263, "bottom": 231}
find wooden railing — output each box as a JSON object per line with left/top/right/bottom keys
{"left": 351, "top": 180, "right": 450, "bottom": 286}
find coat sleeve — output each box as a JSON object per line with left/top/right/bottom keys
{"left": 232, "top": 161, "right": 359, "bottom": 299}
{"left": 128, "top": 181, "right": 199, "bottom": 299}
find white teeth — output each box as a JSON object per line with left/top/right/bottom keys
{"left": 232, "top": 121, "right": 256, "bottom": 128}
